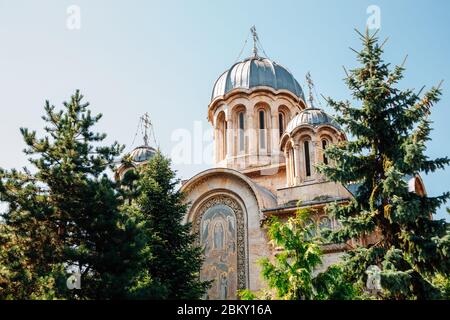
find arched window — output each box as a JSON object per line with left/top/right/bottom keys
{"left": 238, "top": 111, "right": 245, "bottom": 152}
{"left": 304, "top": 140, "right": 311, "bottom": 177}
{"left": 322, "top": 139, "right": 328, "bottom": 165}
{"left": 259, "top": 110, "right": 266, "bottom": 149}
{"left": 278, "top": 113, "right": 285, "bottom": 137}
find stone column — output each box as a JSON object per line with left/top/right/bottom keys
{"left": 293, "top": 144, "right": 301, "bottom": 185}
{"left": 313, "top": 137, "right": 320, "bottom": 180}
{"left": 248, "top": 114, "right": 256, "bottom": 160}
{"left": 226, "top": 119, "right": 233, "bottom": 164}
{"left": 214, "top": 126, "right": 219, "bottom": 164}
{"left": 271, "top": 112, "right": 280, "bottom": 164}
{"left": 284, "top": 148, "right": 291, "bottom": 187}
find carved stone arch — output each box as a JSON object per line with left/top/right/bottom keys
{"left": 317, "top": 126, "right": 341, "bottom": 142}
{"left": 213, "top": 104, "right": 228, "bottom": 125}
{"left": 229, "top": 97, "right": 251, "bottom": 113}
{"left": 250, "top": 92, "right": 276, "bottom": 104}
{"left": 275, "top": 99, "right": 297, "bottom": 120}
{"left": 292, "top": 129, "right": 314, "bottom": 145}
{"left": 192, "top": 193, "right": 249, "bottom": 299}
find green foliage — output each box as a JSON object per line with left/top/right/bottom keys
{"left": 258, "top": 206, "right": 359, "bottom": 300}
{"left": 432, "top": 273, "right": 450, "bottom": 299}
{"left": 237, "top": 289, "right": 258, "bottom": 300}
{"left": 124, "top": 151, "right": 209, "bottom": 299}
{"left": 316, "top": 30, "right": 450, "bottom": 299}
{"left": 0, "top": 91, "right": 143, "bottom": 299}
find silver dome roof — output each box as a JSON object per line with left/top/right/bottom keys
{"left": 286, "top": 108, "right": 340, "bottom": 134}
{"left": 130, "top": 145, "right": 156, "bottom": 163}
{"left": 211, "top": 57, "right": 305, "bottom": 101}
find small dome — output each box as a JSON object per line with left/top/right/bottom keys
{"left": 285, "top": 108, "right": 340, "bottom": 134}
{"left": 211, "top": 57, "right": 305, "bottom": 101}
{"left": 129, "top": 145, "right": 156, "bottom": 163}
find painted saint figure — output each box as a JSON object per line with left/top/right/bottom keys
{"left": 199, "top": 203, "right": 238, "bottom": 299}
{"left": 219, "top": 273, "right": 228, "bottom": 299}
{"left": 213, "top": 222, "right": 224, "bottom": 250}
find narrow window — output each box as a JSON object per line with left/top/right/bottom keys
{"left": 304, "top": 140, "right": 311, "bottom": 177}
{"left": 322, "top": 139, "right": 328, "bottom": 165}
{"left": 238, "top": 112, "right": 245, "bottom": 152}
{"left": 259, "top": 110, "right": 266, "bottom": 149}
{"left": 290, "top": 148, "right": 296, "bottom": 178}
{"left": 278, "top": 113, "right": 284, "bottom": 137}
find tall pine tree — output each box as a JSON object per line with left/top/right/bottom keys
{"left": 317, "top": 30, "right": 450, "bottom": 299}
{"left": 0, "top": 91, "right": 143, "bottom": 299}
{"left": 125, "top": 151, "right": 208, "bottom": 299}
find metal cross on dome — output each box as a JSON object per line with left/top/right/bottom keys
{"left": 250, "top": 25, "right": 259, "bottom": 57}
{"left": 305, "top": 72, "right": 315, "bottom": 108}
{"left": 140, "top": 112, "right": 156, "bottom": 147}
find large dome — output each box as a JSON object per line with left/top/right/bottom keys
{"left": 211, "top": 57, "right": 305, "bottom": 101}
{"left": 286, "top": 108, "right": 340, "bottom": 134}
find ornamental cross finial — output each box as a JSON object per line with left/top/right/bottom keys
{"left": 141, "top": 112, "right": 151, "bottom": 146}
{"left": 306, "top": 72, "right": 315, "bottom": 108}
{"left": 250, "top": 25, "right": 259, "bottom": 58}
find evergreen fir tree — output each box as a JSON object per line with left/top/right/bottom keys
{"left": 128, "top": 151, "right": 208, "bottom": 299}
{"left": 317, "top": 30, "right": 450, "bottom": 299}
{"left": 0, "top": 90, "right": 143, "bottom": 299}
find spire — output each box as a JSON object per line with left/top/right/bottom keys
{"left": 305, "top": 72, "right": 316, "bottom": 109}
{"left": 250, "top": 25, "right": 259, "bottom": 58}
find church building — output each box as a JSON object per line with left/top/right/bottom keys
{"left": 119, "top": 28, "right": 426, "bottom": 300}
{"left": 180, "top": 29, "right": 354, "bottom": 300}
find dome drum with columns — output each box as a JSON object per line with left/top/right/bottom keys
{"left": 155, "top": 27, "right": 426, "bottom": 300}
{"left": 281, "top": 107, "right": 346, "bottom": 187}
{"left": 208, "top": 57, "right": 308, "bottom": 174}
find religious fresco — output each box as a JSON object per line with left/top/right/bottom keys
{"left": 199, "top": 204, "right": 238, "bottom": 300}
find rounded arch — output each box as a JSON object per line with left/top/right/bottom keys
{"left": 318, "top": 132, "right": 334, "bottom": 143}
{"left": 213, "top": 103, "right": 227, "bottom": 125}
{"left": 408, "top": 174, "right": 427, "bottom": 196}
{"left": 289, "top": 125, "right": 315, "bottom": 141}
{"left": 181, "top": 167, "right": 277, "bottom": 221}
{"left": 317, "top": 126, "right": 344, "bottom": 142}
{"left": 191, "top": 191, "right": 249, "bottom": 297}
{"left": 228, "top": 96, "right": 251, "bottom": 112}
{"left": 292, "top": 129, "right": 314, "bottom": 145}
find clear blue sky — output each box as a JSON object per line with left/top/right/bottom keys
{"left": 0, "top": 0, "right": 449, "bottom": 220}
